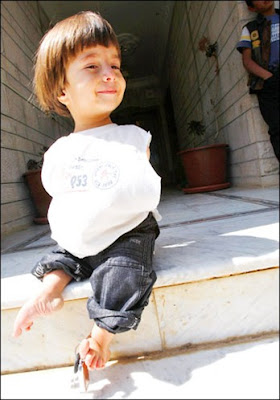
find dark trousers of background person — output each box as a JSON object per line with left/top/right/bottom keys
{"left": 256, "top": 67, "right": 279, "bottom": 162}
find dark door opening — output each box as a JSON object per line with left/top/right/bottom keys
{"left": 112, "top": 106, "right": 170, "bottom": 184}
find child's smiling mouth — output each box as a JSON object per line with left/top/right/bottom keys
{"left": 97, "top": 90, "right": 117, "bottom": 94}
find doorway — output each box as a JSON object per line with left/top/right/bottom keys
{"left": 112, "top": 106, "right": 170, "bottom": 184}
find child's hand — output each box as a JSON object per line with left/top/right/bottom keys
{"left": 78, "top": 337, "right": 109, "bottom": 370}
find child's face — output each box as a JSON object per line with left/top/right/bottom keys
{"left": 58, "top": 44, "right": 126, "bottom": 129}
{"left": 249, "top": 1, "right": 275, "bottom": 13}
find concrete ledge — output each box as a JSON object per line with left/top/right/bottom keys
{"left": 2, "top": 208, "right": 279, "bottom": 310}
{"left": 1, "top": 267, "right": 279, "bottom": 373}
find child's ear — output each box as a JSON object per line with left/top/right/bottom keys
{"left": 57, "top": 89, "right": 68, "bottom": 106}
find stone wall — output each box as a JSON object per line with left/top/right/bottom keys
{"left": 167, "top": 0, "right": 279, "bottom": 187}
{"left": 1, "top": 1, "right": 73, "bottom": 236}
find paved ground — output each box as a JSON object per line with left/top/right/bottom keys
{"left": 1, "top": 336, "right": 279, "bottom": 399}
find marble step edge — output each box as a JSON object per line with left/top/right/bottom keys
{"left": 2, "top": 267, "right": 278, "bottom": 374}
{"left": 2, "top": 330, "right": 278, "bottom": 376}
{"left": 2, "top": 264, "right": 279, "bottom": 311}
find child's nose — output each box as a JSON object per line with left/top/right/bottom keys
{"left": 102, "top": 66, "right": 115, "bottom": 82}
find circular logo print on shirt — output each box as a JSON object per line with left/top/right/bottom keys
{"left": 251, "top": 30, "right": 259, "bottom": 41}
{"left": 93, "top": 161, "right": 120, "bottom": 190}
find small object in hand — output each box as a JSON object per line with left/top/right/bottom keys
{"left": 71, "top": 352, "right": 90, "bottom": 392}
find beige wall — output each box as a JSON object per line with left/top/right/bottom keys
{"left": 167, "top": 1, "right": 279, "bottom": 187}
{"left": 1, "top": 1, "right": 72, "bottom": 236}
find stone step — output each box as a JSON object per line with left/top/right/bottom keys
{"left": 1, "top": 187, "right": 279, "bottom": 374}
{"left": 2, "top": 337, "right": 279, "bottom": 399}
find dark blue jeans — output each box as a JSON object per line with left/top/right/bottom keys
{"left": 32, "top": 213, "right": 160, "bottom": 334}
{"left": 257, "top": 67, "right": 279, "bottom": 161}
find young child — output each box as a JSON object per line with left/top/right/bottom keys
{"left": 12, "top": 11, "right": 161, "bottom": 372}
{"left": 236, "top": 0, "right": 279, "bottom": 161}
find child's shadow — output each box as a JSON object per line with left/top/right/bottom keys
{"left": 84, "top": 336, "right": 277, "bottom": 398}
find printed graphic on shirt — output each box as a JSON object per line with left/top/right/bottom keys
{"left": 66, "top": 156, "right": 97, "bottom": 192}
{"left": 251, "top": 30, "right": 259, "bottom": 41}
{"left": 93, "top": 161, "right": 120, "bottom": 190}
{"left": 70, "top": 173, "right": 88, "bottom": 190}
{"left": 65, "top": 157, "right": 120, "bottom": 192}
{"left": 271, "top": 23, "right": 279, "bottom": 42}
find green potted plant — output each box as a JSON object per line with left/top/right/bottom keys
{"left": 177, "top": 36, "right": 230, "bottom": 194}
{"left": 177, "top": 120, "right": 230, "bottom": 194}
{"left": 23, "top": 146, "right": 51, "bottom": 224}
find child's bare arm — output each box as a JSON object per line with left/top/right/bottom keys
{"left": 242, "top": 48, "right": 273, "bottom": 80}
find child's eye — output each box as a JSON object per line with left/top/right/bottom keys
{"left": 86, "top": 65, "right": 98, "bottom": 69}
{"left": 112, "top": 65, "right": 120, "bottom": 70}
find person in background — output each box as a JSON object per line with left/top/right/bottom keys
{"left": 236, "top": 0, "right": 279, "bottom": 161}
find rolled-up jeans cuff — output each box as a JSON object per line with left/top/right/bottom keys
{"left": 31, "top": 245, "right": 92, "bottom": 282}
{"left": 87, "top": 268, "right": 157, "bottom": 334}
{"left": 87, "top": 304, "right": 141, "bottom": 334}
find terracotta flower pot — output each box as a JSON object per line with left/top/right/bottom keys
{"left": 23, "top": 169, "right": 51, "bottom": 224}
{"left": 178, "top": 143, "right": 230, "bottom": 193}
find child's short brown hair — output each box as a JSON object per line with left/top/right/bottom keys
{"left": 33, "top": 11, "right": 121, "bottom": 118}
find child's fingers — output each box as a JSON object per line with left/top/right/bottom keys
{"left": 78, "top": 338, "right": 90, "bottom": 359}
{"left": 85, "top": 352, "right": 98, "bottom": 370}
{"left": 96, "top": 358, "right": 105, "bottom": 369}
